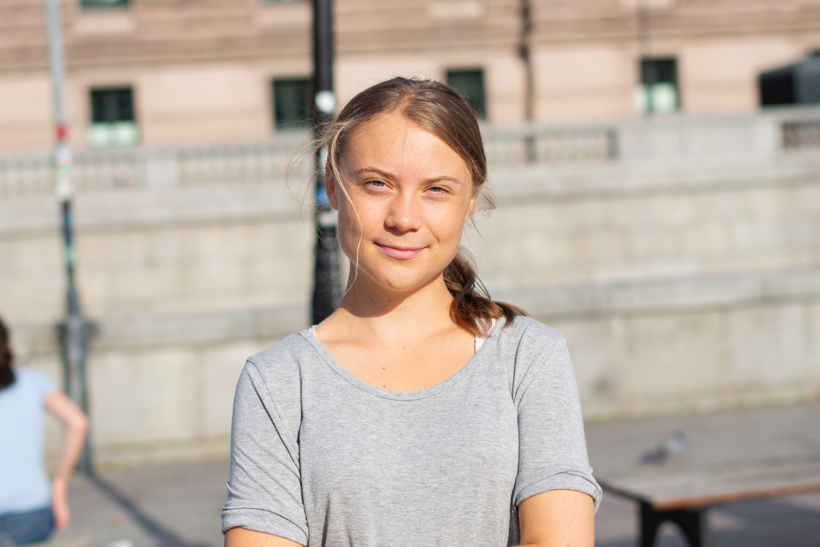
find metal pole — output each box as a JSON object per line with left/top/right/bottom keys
{"left": 44, "top": 0, "right": 94, "bottom": 475}
{"left": 637, "top": 0, "right": 652, "bottom": 115}
{"left": 519, "top": 0, "right": 535, "bottom": 163}
{"left": 311, "top": 0, "right": 342, "bottom": 324}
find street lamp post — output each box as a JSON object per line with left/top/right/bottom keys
{"left": 636, "top": 0, "right": 653, "bottom": 115}
{"left": 310, "top": 0, "right": 343, "bottom": 324}
{"left": 44, "top": 0, "right": 94, "bottom": 475}
{"left": 519, "top": 0, "right": 535, "bottom": 163}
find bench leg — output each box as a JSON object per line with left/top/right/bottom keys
{"left": 639, "top": 501, "right": 710, "bottom": 547}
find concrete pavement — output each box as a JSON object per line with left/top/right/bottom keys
{"left": 587, "top": 402, "right": 820, "bottom": 547}
{"left": 50, "top": 403, "right": 820, "bottom": 547}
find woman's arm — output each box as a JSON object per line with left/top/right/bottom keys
{"left": 225, "top": 527, "right": 303, "bottom": 547}
{"left": 517, "top": 489, "right": 595, "bottom": 547}
{"left": 44, "top": 390, "right": 89, "bottom": 530}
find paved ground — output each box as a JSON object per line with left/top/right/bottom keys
{"left": 587, "top": 403, "right": 820, "bottom": 547}
{"left": 50, "top": 403, "right": 820, "bottom": 547}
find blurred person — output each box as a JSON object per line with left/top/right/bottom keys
{"left": 222, "top": 78, "right": 600, "bottom": 547}
{"left": 0, "top": 317, "right": 88, "bottom": 545}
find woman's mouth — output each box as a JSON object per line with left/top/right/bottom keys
{"left": 375, "top": 243, "right": 425, "bottom": 260}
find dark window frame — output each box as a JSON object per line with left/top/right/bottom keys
{"left": 90, "top": 87, "right": 136, "bottom": 124}
{"left": 80, "top": 0, "right": 129, "bottom": 10}
{"left": 88, "top": 86, "right": 139, "bottom": 148}
{"left": 272, "top": 77, "right": 312, "bottom": 131}
{"left": 446, "top": 68, "right": 487, "bottom": 120}
{"left": 639, "top": 57, "right": 680, "bottom": 114}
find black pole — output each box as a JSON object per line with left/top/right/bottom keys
{"left": 636, "top": 0, "right": 652, "bottom": 115}
{"left": 44, "top": 0, "right": 94, "bottom": 475}
{"left": 519, "top": 0, "right": 535, "bottom": 163}
{"left": 311, "top": 0, "right": 343, "bottom": 324}
{"left": 58, "top": 196, "right": 94, "bottom": 476}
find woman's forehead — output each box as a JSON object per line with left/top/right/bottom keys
{"left": 342, "top": 112, "right": 471, "bottom": 179}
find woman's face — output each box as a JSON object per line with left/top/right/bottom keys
{"left": 327, "top": 111, "right": 476, "bottom": 296}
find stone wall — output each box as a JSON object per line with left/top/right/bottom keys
{"left": 2, "top": 108, "right": 819, "bottom": 466}
{"left": 469, "top": 111, "right": 820, "bottom": 415}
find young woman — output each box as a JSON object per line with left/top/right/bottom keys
{"left": 0, "top": 317, "right": 88, "bottom": 545}
{"left": 222, "top": 78, "right": 601, "bottom": 547}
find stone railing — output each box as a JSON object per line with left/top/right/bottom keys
{"left": 0, "top": 133, "right": 309, "bottom": 199}
{"left": 0, "top": 147, "right": 142, "bottom": 198}
{"left": 0, "top": 124, "right": 618, "bottom": 197}
{"left": 783, "top": 119, "right": 820, "bottom": 150}
{"left": 2, "top": 107, "right": 820, "bottom": 198}
{"left": 483, "top": 124, "right": 617, "bottom": 164}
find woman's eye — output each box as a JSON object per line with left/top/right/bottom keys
{"left": 428, "top": 186, "right": 448, "bottom": 195}
{"left": 367, "top": 180, "right": 387, "bottom": 188}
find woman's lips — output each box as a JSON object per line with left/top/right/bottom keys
{"left": 375, "top": 243, "right": 425, "bottom": 260}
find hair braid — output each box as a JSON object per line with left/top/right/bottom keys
{"left": 444, "top": 250, "right": 526, "bottom": 336}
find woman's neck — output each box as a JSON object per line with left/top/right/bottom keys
{"left": 323, "top": 273, "right": 458, "bottom": 343}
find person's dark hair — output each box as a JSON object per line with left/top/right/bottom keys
{"left": 321, "top": 77, "right": 525, "bottom": 335}
{"left": 0, "top": 316, "right": 15, "bottom": 391}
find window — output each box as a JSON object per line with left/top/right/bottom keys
{"left": 759, "top": 51, "right": 820, "bottom": 107}
{"left": 81, "top": 0, "right": 128, "bottom": 8}
{"left": 446, "top": 69, "right": 487, "bottom": 120}
{"left": 759, "top": 67, "right": 795, "bottom": 107}
{"left": 635, "top": 58, "right": 680, "bottom": 114}
{"left": 88, "top": 87, "right": 139, "bottom": 148}
{"left": 272, "top": 78, "right": 311, "bottom": 131}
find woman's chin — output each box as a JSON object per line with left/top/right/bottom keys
{"left": 353, "top": 268, "right": 442, "bottom": 296}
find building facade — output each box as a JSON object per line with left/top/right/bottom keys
{"left": 1, "top": 0, "right": 820, "bottom": 151}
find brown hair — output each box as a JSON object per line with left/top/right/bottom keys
{"left": 321, "top": 77, "right": 525, "bottom": 335}
{"left": 0, "top": 316, "right": 15, "bottom": 391}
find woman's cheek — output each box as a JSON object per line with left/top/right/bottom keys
{"left": 336, "top": 208, "right": 364, "bottom": 260}
{"left": 439, "top": 214, "right": 468, "bottom": 249}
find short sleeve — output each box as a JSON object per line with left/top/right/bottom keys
{"left": 35, "top": 371, "right": 57, "bottom": 400}
{"left": 512, "top": 332, "right": 602, "bottom": 512}
{"left": 221, "top": 361, "right": 308, "bottom": 545}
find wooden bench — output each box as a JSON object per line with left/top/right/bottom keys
{"left": 596, "top": 455, "right": 820, "bottom": 547}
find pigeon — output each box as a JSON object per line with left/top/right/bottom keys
{"left": 640, "top": 431, "right": 686, "bottom": 465}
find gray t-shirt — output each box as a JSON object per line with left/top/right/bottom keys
{"left": 222, "top": 316, "right": 601, "bottom": 546}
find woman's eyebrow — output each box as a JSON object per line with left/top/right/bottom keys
{"left": 353, "top": 168, "right": 464, "bottom": 186}
{"left": 425, "top": 175, "right": 464, "bottom": 186}
{"left": 353, "top": 167, "right": 395, "bottom": 179}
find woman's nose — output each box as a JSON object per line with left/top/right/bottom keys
{"left": 384, "top": 194, "right": 421, "bottom": 233}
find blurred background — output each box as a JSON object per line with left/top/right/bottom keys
{"left": 1, "top": 0, "right": 819, "bottom": 545}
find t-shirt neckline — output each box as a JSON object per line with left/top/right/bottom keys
{"left": 298, "top": 318, "right": 503, "bottom": 401}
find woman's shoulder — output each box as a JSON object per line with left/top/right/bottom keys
{"left": 241, "top": 330, "right": 319, "bottom": 381}
{"left": 0, "top": 368, "right": 57, "bottom": 400}
{"left": 232, "top": 333, "right": 313, "bottom": 444}
{"left": 15, "top": 368, "right": 57, "bottom": 389}
{"left": 248, "top": 330, "right": 313, "bottom": 364}
{"left": 497, "top": 315, "right": 566, "bottom": 352}
{"left": 495, "top": 316, "right": 573, "bottom": 394}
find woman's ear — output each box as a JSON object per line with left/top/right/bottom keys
{"left": 464, "top": 192, "right": 477, "bottom": 221}
{"left": 325, "top": 163, "right": 339, "bottom": 211}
